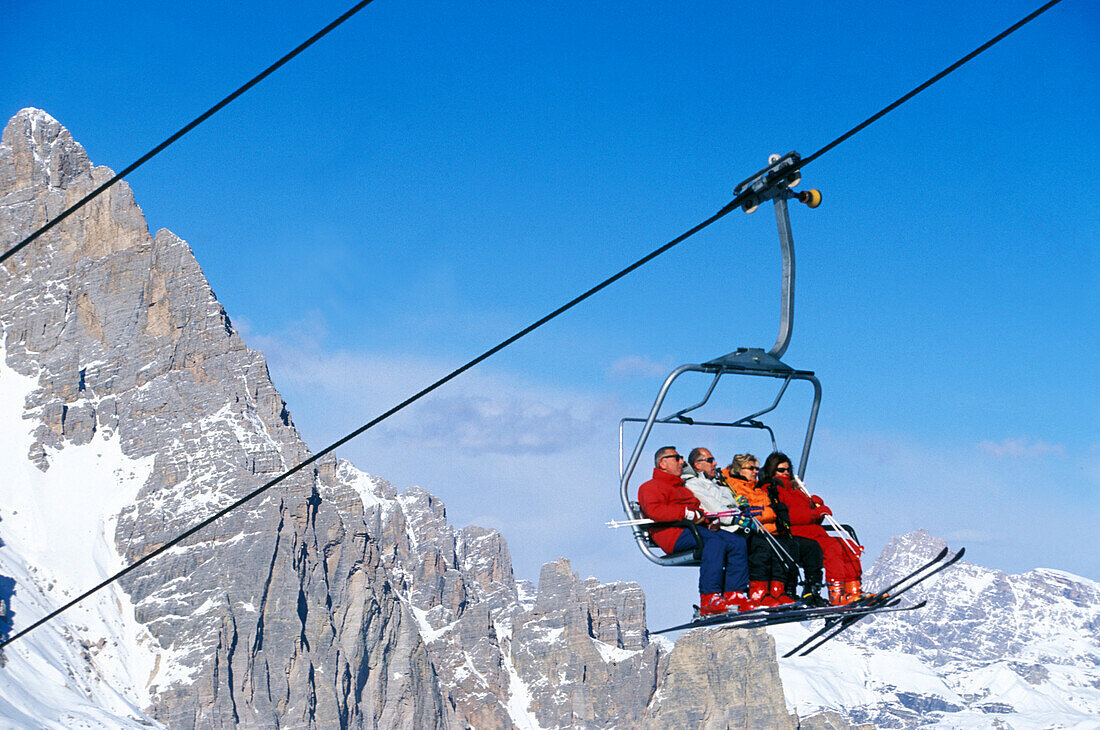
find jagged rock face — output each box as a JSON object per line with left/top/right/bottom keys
{"left": 348, "top": 470, "right": 663, "bottom": 729}
{"left": 862, "top": 530, "right": 1100, "bottom": 668}
{"left": 345, "top": 469, "right": 806, "bottom": 729}
{"left": 0, "top": 109, "right": 448, "bottom": 729}
{"left": 510, "top": 560, "right": 662, "bottom": 728}
{"left": 2, "top": 109, "right": 810, "bottom": 729}
{"left": 643, "top": 627, "right": 793, "bottom": 730}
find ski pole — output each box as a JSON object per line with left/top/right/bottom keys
{"left": 605, "top": 517, "right": 658, "bottom": 528}
{"left": 792, "top": 475, "right": 860, "bottom": 557}
{"left": 605, "top": 509, "right": 751, "bottom": 529}
{"left": 752, "top": 517, "right": 796, "bottom": 565}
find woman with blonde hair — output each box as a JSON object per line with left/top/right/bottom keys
{"left": 723, "top": 453, "right": 825, "bottom": 607}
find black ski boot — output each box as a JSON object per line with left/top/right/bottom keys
{"left": 800, "top": 583, "right": 830, "bottom": 608}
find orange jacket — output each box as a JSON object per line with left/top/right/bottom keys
{"left": 722, "top": 470, "right": 778, "bottom": 533}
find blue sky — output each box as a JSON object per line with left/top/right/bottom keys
{"left": 4, "top": 0, "right": 1097, "bottom": 629}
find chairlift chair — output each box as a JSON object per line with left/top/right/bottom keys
{"left": 618, "top": 153, "right": 825, "bottom": 567}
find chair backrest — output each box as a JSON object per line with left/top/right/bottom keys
{"left": 628, "top": 501, "right": 701, "bottom": 567}
{"left": 824, "top": 522, "right": 860, "bottom": 545}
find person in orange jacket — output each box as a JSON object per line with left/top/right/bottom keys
{"left": 638, "top": 445, "right": 753, "bottom": 615}
{"left": 760, "top": 451, "right": 865, "bottom": 605}
{"left": 723, "top": 453, "right": 825, "bottom": 607}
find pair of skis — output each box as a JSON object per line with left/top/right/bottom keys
{"left": 780, "top": 545, "right": 964, "bottom": 657}
{"left": 652, "top": 596, "right": 926, "bottom": 635}
{"left": 652, "top": 545, "right": 964, "bottom": 656}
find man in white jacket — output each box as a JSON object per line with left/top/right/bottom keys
{"left": 683, "top": 447, "right": 752, "bottom": 534}
{"left": 684, "top": 447, "right": 780, "bottom": 606}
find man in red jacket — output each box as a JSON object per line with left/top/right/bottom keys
{"left": 638, "top": 446, "right": 751, "bottom": 615}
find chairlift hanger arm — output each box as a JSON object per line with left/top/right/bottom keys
{"left": 637, "top": 366, "right": 798, "bottom": 441}
{"left": 667, "top": 371, "right": 723, "bottom": 422}
{"left": 733, "top": 152, "right": 821, "bottom": 359}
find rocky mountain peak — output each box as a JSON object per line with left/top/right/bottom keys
{"left": 1, "top": 108, "right": 450, "bottom": 728}
{"left": 3, "top": 107, "right": 152, "bottom": 262}
{"left": 4, "top": 108, "right": 90, "bottom": 192}
{"left": 866, "top": 529, "right": 950, "bottom": 589}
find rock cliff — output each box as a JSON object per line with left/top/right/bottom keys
{"left": 1, "top": 107, "right": 449, "bottom": 729}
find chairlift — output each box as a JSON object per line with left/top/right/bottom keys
{"left": 618, "top": 152, "right": 824, "bottom": 567}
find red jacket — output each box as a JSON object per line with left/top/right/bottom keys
{"left": 638, "top": 468, "right": 700, "bottom": 554}
{"left": 773, "top": 476, "right": 831, "bottom": 526}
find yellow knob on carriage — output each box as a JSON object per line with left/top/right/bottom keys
{"left": 797, "top": 189, "right": 822, "bottom": 208}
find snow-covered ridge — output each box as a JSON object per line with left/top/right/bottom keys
{"left": 0, "top": 342, "right": 165, "bottom": 728}
{"left": 773, "top": 532, "right": 1100, "bottom": 729}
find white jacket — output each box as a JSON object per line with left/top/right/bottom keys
{"left": 683, "top": 474, "right": 743, "bottom": 533}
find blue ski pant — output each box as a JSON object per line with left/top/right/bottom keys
{"left": 673, "top": 527, "right": 749, "bottom": 595}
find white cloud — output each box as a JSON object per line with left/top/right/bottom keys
{"left": 382, "top": 394, "right": 597, "bottom": 455}
{"left": 976, "top": 437, "right": 1066, "bottom": 459}
{"left": 242, "top": 316, "right": 613, "bottom": 459}
{"left": 606, "top": 355, "right": 674, "bottom": 380}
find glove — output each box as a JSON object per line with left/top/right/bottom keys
{"left": 733, "top": 494, "right": 751, "bottom": 511}
{"left": 773, "top": 500, "right": 790, "bottom": 522}
{"left": 773, "top": 503, "right": 792, "bottom": 536}
{"left": 734, "top": 514, "right": 754, "bottom": 533}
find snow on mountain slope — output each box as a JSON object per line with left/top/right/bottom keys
{"left": 0, "top": 343, "right": 164, "bottom": 728}
{"left": 773, "top": 531, "right": 1100, "bottom": 729}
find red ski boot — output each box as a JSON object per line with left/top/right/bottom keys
{"left": 734, "top": 589, "right": 770, "bottom": 611}
{"left": 769, "top": 580, "right": 796, "bottom": 606}
{"left": 827, "top": 580, "right": 845, "bottom": 606}
{"left": 842, "top": 579, "right": 874, "bottom": 605}
{"left": 749, "top": 580, "right": 780, "bottom": 608}
{"left": 699, "top": 592, "right": 734, "bottom": 616}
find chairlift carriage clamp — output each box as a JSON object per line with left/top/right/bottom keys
{"left": 619, "top": 152, "right": 824, "bottom": 567}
